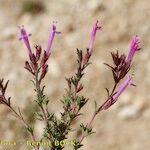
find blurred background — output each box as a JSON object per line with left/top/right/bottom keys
{"left": 0, "top": 0, "right": 150, "bottom": 150}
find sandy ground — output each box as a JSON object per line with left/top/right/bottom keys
{"left": 0, "top": 0, "right": 150, "bottom": 150}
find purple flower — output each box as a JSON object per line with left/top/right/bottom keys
{"left": 88, "top": 20, "right": 102, "bottom": 55}
{"left": 19, "top": 26, "right": 32, "bottom": 57}
{"left": 83, "top": 21, "right": 102, "bottom": 65}
{"left": 46, "top": 22, "right": 60, "bottom": 57}
{"left": 101, "top": 75, "right": 133, "bottom": 110}
{"left": 126, "top": 35, "right": 140, "bottom": 64}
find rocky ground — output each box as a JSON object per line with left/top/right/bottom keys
{"left": 0, "top": 0, "right": 150, "bottom": 150}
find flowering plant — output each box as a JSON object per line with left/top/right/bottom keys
{"left": 0, "top": 21, "right": 140, "bottom": 150}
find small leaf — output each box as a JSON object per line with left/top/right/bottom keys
{"left": 27, "top": 126, "right": 33, "bottom": 134}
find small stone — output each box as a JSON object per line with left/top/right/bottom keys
{"left": 118, "top": 105, "right": 139, "bottom": 120}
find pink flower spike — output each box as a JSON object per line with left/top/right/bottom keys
{"left": 88, "top": 20, "right": 102, "bottom": 55}
{"left": 127, "top": 35, "right": 140, "bottom": 64}
{"left": 46, "top": 22, "right": 61, "bottom": 57}
{"left": 19, "top": 26, "right": 32, "bottom": 57}
{"left": 102, "top": 75, "right": 133, "bottom": 110}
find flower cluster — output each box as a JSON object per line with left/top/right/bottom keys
{"left": 100, "top": 35, "right": 140, "bottom": 110}
{"left": 0, "top": 21, "right": 141, "bottom": 150}
{"left": 19, "top": 22, "right": 60, "bottom": 83}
